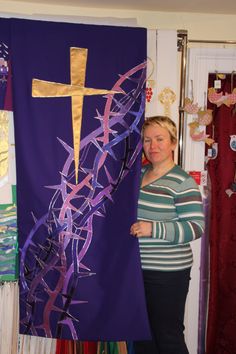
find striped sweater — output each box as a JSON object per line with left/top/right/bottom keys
{"left": 137, "top": 164, "right": 205, "bottom": 272}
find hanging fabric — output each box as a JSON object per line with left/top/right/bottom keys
{"left": 5, "top": 16, "right": 150, "bottom": 341}
{"left": 206, "top": 73, "right": 236, "bottom": 354}
{"left": 0, "top": 281, "right": 19, "bottom": 354}
{"left": 18, "top": 334, "right": 57, "bottom": 354}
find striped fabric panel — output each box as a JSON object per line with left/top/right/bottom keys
{"left": 138, "top": 188, "right": 177, "bottom": 219}
{"left": 0, "top": 205, "right": 18, "bottom": 280}
{"left": 139, "top": 244, "right": 193, "bottom": 271}
{"left": 141, "top": 254, "right": 192, "bottom": 263}
{"left": 139, "top": 242, "right": 192, "bottom": 252}
{"left": 137, "top": 165, "right": 205, "bottom": 271}
{"left": 141, "top": 186, "right": 174, "bottom": 197}
{"left": 139, "top": 198, "right": 175, "bottom": 211}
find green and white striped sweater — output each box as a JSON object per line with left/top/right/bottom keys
{"left": 138, "top": 164, "right": 205, "bottom": 272}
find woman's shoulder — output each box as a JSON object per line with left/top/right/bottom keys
{"left": 165, "top": 165, "right": 188, "bottom": 180}
{"left": 168, "top": 165, "right": 199, "bottom": 187}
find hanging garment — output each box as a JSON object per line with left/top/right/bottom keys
{"left": 3, "top": 17, "right": 151, "bottom": 341}
{"left": 206, "top": 73, "right": 236, "bottom": 354}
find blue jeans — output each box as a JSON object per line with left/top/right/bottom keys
{"left": 134, "top": 268, "right": 191, "bottom": 354}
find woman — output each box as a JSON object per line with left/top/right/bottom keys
{"left": 130, "top": 116, "right": 205, "bottom": 354}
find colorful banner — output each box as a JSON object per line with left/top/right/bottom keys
{"left": 0, "top": 186, "right": 18, "bottom": 281}
{"left": 8, "top": 18, "right": 150, "bottom": 340}
{"left": 0, "top": 20, "right": 17, "bottom": 281}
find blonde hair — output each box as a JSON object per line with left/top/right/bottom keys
{"left": 142, "top": 116, "right": 177, "bottom": 144}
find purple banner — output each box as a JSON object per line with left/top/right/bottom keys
{"left": 8, "top": 18, "right": 150, "bottom": 340}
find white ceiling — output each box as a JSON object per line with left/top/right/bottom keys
{"left": 6, "top": 0, "right": 236, "bottom": 15}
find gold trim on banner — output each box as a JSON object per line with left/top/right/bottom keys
{"left": 0, "top": 110, "right": 9, "bottom": 179}
{"left": 32, "top": 47, "right": 118, "bottom": 183}
{"left": 158, "top": 87, "right": 176, "bottom": 118}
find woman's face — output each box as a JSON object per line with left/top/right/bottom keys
{"left": 143, "top": 124, "right": 176, "bottom": 166}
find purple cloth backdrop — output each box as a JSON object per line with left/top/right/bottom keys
{"left": 7, "top": 18, "right": 150, "bottom": 340}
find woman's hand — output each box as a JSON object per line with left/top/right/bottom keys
{"left": 130, "top": 221, "right": 152, "bottom": 237}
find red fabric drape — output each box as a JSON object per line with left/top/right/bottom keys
{"left": 83, "top": 342, "right": 97, "bottom": 354}
{"left": 56, "top": 339, "right": 69, "bottom": 354}
{"left": 56, "top": 340, "right": 97, "bottom": 354}
{"left": 206, "top": 74, "right": 236, "bottom": 353}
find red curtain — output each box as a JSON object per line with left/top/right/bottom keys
{"left": 206, "top": 74, "right": 236, "bottom": 353}
{"left": 55, "top": 340, "right": 97, "bottom": 354}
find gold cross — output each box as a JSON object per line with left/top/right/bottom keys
{"left": 32, "top": 47, "right": 117, "bottom": 183}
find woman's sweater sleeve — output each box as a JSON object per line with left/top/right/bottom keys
{"left": 152, "top": 177, "right": 205, "bottom": 244}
